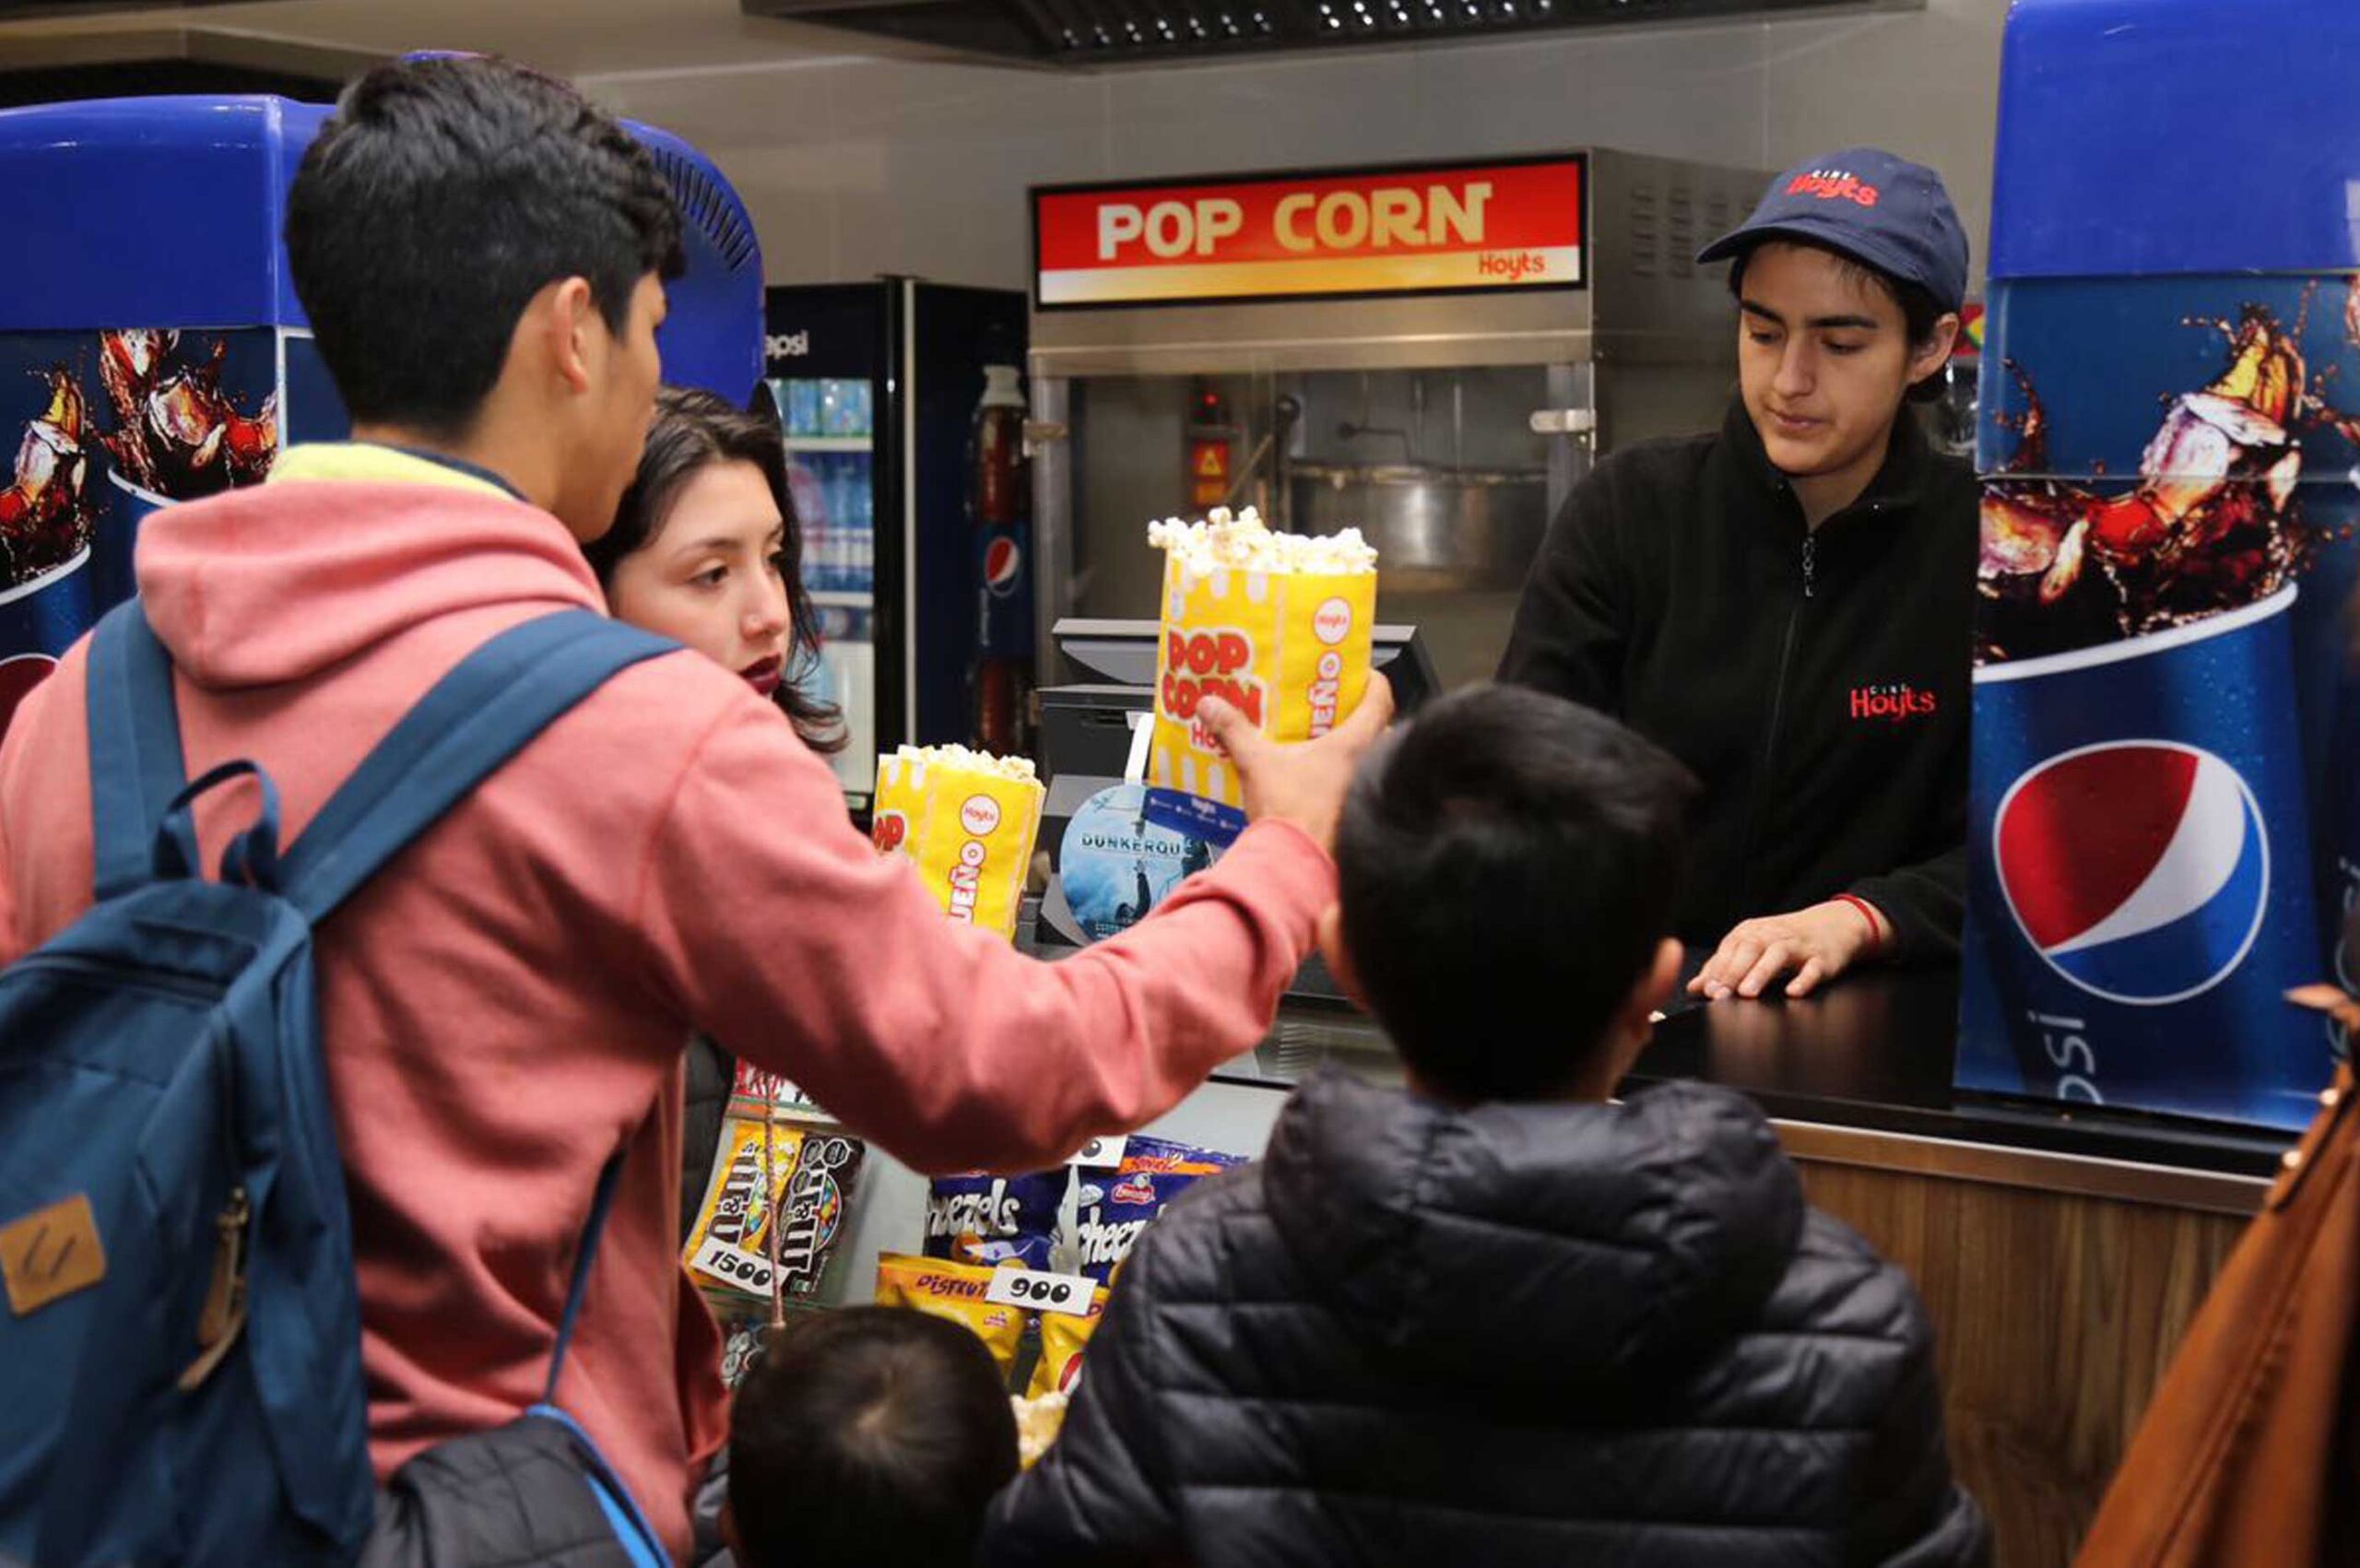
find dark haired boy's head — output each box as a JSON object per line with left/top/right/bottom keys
{"left": 726, "top": 1307, "right": 1019, "bottom": 1568}
{"left": 1324, "top": 686, "right": 1694, "bottom": 1105}
{"left": 284, "top": 54, "right": 685, "bottom": 540}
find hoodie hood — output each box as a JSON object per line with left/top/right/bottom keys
{"left": 135, "top": 443, "right": 605, "bottom": 690}
{"left": 1264, "top": 1070, "right": 1805, "bottom": 1397}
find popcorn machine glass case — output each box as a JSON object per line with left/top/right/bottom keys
{"left": 1026, "top": 149, "right": 1770, "bottom": 690}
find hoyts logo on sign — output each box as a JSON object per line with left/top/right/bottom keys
{"left": 1850, "top": 682, "right": 1937, "bottom": 721}
{"left": 1162, "top": 628, "right": 1264, "bottom": 736}
{"left": 1035, "top": 156, "right": 1586, "bottom": 308}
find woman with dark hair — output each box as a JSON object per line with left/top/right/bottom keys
{"left": 588, "top": 385, "right": 844, "bottom": 1237}
{"left": 588, "top": 385, "right": 843, "bottom": 754}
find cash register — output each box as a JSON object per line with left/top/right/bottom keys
{"left": 1029, "top": 617, "right": 1440, "bottom": 1005}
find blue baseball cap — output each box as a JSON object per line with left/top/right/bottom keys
{"left": 1697, "top": 147, "right": 1969, "bottom": 313}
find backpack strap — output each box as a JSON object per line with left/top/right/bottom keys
{"left": 546, "top": 1149, "right": 627, "bottom": 1406}
{"left": 278, "top": 610, "right": 676, "bottom": 925}
{"left": 85, "top": 601, "right": 193, "bottom": 900}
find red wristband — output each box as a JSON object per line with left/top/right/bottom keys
{"left": 1832, "top": 894, "right": 1887, "bottom": 957}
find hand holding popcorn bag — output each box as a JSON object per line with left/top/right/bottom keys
{"left": 1145, "top": 507, "right": 1378, "bottom": 843}
{"left": 872, "top": 744, "right": 1044, "bottom": 940}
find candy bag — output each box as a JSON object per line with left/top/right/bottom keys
{"left": 1072, "top": 1134, "right": 1245, "bottom": 1284}
{"left": 924, "top": 1169, "right": 1069, "bottom": 1270}
{"left": 682, "top": 1117, "right": 866, "bottom": 1303}
{"left": 873, "top": 1253, "right": 1028, "bottom": 1378}
{"left": 1024, "top": 1284, "right": 1109, "bottom": 1400}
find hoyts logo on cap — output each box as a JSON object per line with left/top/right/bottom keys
{"left": 1788, "top": 170, "right": 1881, "bottom": 207}
{"left": 1849, "top": 682, "right": 1937, "bottom": 722}
{"left": 1162, "top": 628, "right": 1265, "bottom": 731}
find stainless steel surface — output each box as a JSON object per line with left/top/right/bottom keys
{"left": 1288, "top": 461, "right": 1547, "bottom": 592}
{"left": 1029, "top": 374, "right": 1074, "bottom": 684}
{"left": 1774, "top": 1118, "right": 2272, "bottom": 1217}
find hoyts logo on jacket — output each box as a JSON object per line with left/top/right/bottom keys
{"left": 1788, "top": 170, "right": 1881, "bottom": 207}
{"left": 1849, "top": 682, "right": 1937, "bottom": 721}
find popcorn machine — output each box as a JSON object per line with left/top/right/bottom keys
{"left": 1025, "top": 149, "right": 1769, "bottom": 690}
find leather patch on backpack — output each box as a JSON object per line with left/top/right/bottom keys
{"left": 2, "top": 1193, "right": 107, "bottom": 1318}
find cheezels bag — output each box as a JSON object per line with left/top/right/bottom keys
{"left": 872, "top": 744, "right": 1044, "bottom": 940}
{"left": 1145, "top": 506, "right": 1378, "bottom": 843}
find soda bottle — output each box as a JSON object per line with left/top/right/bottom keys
{"left": 968, "top": 362, "right": 1033, "bottom": 755}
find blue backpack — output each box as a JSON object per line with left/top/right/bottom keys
{"left": 0, "top": 604, "right": 673, "bottom": 1567}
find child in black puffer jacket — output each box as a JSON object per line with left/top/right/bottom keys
{"left": 984, "top": 686, "right": 1990, "bottom": 1568}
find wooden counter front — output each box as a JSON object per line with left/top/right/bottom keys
{"left": 1634, "top": 973, "right": 2283, "bottom": 1568}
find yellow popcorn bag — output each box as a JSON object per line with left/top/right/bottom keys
{"left": 870, "top": 744, "right": 1044, "bottom": 940}
{"left": 1145, "top": 507, "right": 1377, "bottom": 843}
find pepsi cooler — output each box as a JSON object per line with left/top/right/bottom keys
{"left": 763, "top": 280, "right": 1030, "bottom": 812}
{"left": 1962, "top": 0, "right": 2360, "bottom": 1129}
{"left": 0, "top": 89, "right": 763, "bottom": 747}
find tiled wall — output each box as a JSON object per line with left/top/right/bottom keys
{"left": 586, "top": 0, "right": 2007, "bottom": 292}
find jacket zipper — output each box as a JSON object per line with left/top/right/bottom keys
{"left": 1740, "top": 535, "right": 1815, "bottom": 912}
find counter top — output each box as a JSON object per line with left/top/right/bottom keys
{"left": 1227, "top": 967, "right": 2292, "bottom": 1214}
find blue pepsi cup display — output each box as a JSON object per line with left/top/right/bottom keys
{"left": 1965, "top": 0, "right": 2360, "bottom": 1128}
{"left": 1960, "top": 589, "right": 2331, "bottom": 1129}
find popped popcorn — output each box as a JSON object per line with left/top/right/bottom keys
{"left": 1146, "top": 505, "right": 1378, "bottom": 578}
{"left": 887, "top": 743, "right": 1039, "bottom": 782}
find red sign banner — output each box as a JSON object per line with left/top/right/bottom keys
{"left": 1032, "top": 156, "right": 1587, "bottom": 309}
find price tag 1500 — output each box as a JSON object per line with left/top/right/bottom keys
{"left": 983, "top": 1267, "right": 1099, "bottom": 1317}
{"left": 692, "top": 1238, "right": 777, "bottom": 1297}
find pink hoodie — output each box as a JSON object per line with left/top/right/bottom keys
{"left": 0, "top": 446, "right": 1334, "bottom": 1561}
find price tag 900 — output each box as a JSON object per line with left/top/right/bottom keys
{"left": 1067, "top": 1136, "right": 1127, "bottom": 1171}
{"left": 983, "top": 1267, "right": 1099, "bottom": 1317}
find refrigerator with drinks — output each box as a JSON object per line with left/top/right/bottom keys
{"left": 764, "top": 280, "right": 1032, "bottom": 813}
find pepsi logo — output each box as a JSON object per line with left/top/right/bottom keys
{"left": 960, "top": 794, "right": 1003, "bottom": 836}
{"left": 0, "top": 653, "right": 57, "bottom": 745}
{"left": 1994, "top": 741, "right": 2270, "bottom": 1006}
{"left": 984, "top": 536, "right": 1022, "bottom": 598}
{"left": 1313, "top": 596, "right": 1353, "bottom": 647}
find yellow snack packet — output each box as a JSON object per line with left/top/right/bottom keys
{"left": 682, "top": 1117, "right": 866, "bottom": 1303}
{"left": 1146, "top": 507, "right": 1377, "bottom": 843}
{"left": 871, "top": 744, "right": 1044, "bottom": 940}
{"left": 873, "top": 1253, "right": 1028, "bottom": 1377}
{"left": 1024, "top": 1284, "right": 1109, "bottom": 1400}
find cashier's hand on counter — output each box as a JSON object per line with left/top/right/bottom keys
{"left": 1198, "top": 679, "right": 1397, "bottom": 854}
{"left": 1689, "top": 896, "right": 1893, "bottom": 1002}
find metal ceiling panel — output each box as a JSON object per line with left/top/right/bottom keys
{"left": 743, "top": 0, "right": 1922, "bottom": 65}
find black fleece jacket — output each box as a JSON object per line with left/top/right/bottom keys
{"left": 1499, "top": 395, "right": 1976, "bottom": 960}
